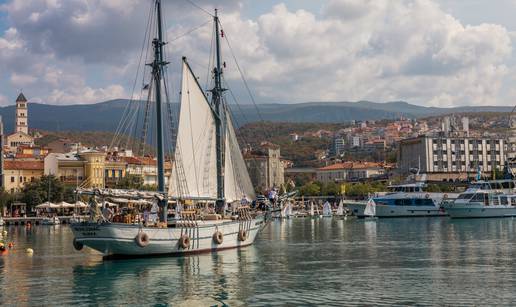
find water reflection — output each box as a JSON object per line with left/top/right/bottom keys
{"left": 3, "top": 218, "right": 516, "bottom": 305}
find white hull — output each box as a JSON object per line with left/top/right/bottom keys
{"left": 346, "top": 202, "right": 367, "bottom": 217}
{"left": 71, "top": 215, "right": 267, "bottom": 257}
{"left": 443, "top": 203, "right": 516, "bottom": 218}
{"left": 346, "top": 202, "right": 445, "bottom": 218}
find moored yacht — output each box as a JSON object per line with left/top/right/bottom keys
{"left": 348, "top": 181, "right": 457, "bottom": 218}
{"left": 443, "top": 179, "right": 516, "bottom": 218}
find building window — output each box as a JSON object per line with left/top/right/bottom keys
{"left": 10, "top": 177, "right": 14, "bottom": 183}
{"left": 118, "top": 170, "right": 123, "bottom": 178}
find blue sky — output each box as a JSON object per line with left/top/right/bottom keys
{"left": 1, "top": 0, "right": 516, "bottom": 108}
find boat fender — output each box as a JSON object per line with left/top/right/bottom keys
{"left": 135, "top": 232, "right": 150, "bottom": 248}
{"left": 425, "top": 193, "right": 430, "bottom": 199}
{"left": 213, "top": 231, "right": 223, "bottom": 245}
{"left": 0, "top": 243, "right": 5, "bottom": 253}
{"left": 238, "top": 229, "right": 248, "bottom": 242}
{"left": 26, "top": 248, "right": 33, "bottom": 254}
{"left": 179, "top": 234, "right": 190, "bottom": 249}
{"left": 73, "top": 238, "right": 84, "bottom": 251}
{"left": 444, "top": 193, "right": 448, "bottom": 199}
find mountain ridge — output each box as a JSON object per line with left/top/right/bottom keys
{"left": 0, "top": 99, "right": 512, "bottom": 134}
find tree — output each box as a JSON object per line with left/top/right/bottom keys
{"left": 116, "top": 174, "right": 144, "bottom": 190}
{"left": 299, "top": 182, "right": 321, "bottom": 196}
{"left": 321, "top": 182, "right": 340, "bottom": 196}
{"left": 21, "top": 175, "right": 65, "bottom": 209}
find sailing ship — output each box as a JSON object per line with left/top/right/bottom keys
{"left": 71, "top": 2, "right": 269, "bottom": 257}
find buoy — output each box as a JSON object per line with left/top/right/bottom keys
{"left": 2, "top": 230, "right": 7, "bottom": 236}
{"left": 212, "top": 231, "right": 223, "bottom": 245}
{"left": 134, "top": 232, "right": 150, "bottom": 248}
{"left": 26, "top": 248, "right": 34, "bottom": 254}
{"left": 238, "top": 229, "right": 248, "bottom": 242}
{"left": 8, "top": 242, "right": 14, "bottom": 249}
{"left": 178, "top": 234, "right": 190, "bottom": 249}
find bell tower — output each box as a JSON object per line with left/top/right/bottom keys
{"left": 15, "top": 92, "right": 28, "bottom": 134}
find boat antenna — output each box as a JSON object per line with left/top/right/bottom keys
{"left": 211, "top": 9, "right": 227, "bottom": 213}
{"left": 150, "top": 0, "right": 169, "bottom": 222}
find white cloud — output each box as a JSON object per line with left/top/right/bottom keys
{"left": 0, "top": 0, "right": 514, "bottom": 107}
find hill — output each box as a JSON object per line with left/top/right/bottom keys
{"left": 0, "top": 99, "right": 513, "bottom": 134}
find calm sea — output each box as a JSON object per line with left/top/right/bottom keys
{"left": 2, "top": 217, "right": 516, "bottom": 306}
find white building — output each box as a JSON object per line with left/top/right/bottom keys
{"left": 399, "top": 134, "right": 506, "bottom": 181}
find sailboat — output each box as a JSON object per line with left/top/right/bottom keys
{"left": 309, "top": 201, "right": 315, "bottom": 217}
{"left": 322, "top": 201, "right": 333, "bottom": 217}
{"left": 363, "top": 198, "right": 377, "bottom": 218}
{"left": 336, "top": 200, "right": 344, "bottom": 217}
{"left": 71, "top": 2, "right": 269, "bottom": 257}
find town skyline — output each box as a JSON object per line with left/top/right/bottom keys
{"left": 2, "top": 0, "right": 516, "bottom": 108}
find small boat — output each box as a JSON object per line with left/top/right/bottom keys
{"left": 443, "top": 179, "right": 516, "bottom": 218}
{"left": 363, "top": 198, "right": 377, "bottom": 219}
{"left": 336, "top": 200, "right": 344, "bottom": 217}
{"left": 322, "top": 201, "right": 333, "bottom": 217}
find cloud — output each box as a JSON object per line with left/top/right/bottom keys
{"left": 0, "top": 0, "right": 513, "bottom": 107}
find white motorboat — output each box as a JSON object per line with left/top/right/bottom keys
{"left": 71, "top": 4, "right": 269, "bottom": 257}
{"left": 443, "top": 180, "right": 516, "bottom": 218}
{"left": 347, "top": 181, "right": 457, "bottom": 218}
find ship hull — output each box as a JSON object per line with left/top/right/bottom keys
{"left": 346, "top": 202, "right": 446, "bottom": 218}
{"left": 71, "top": 216, "right": 267, "bottom": 257}
{"left": 443, "top": 203, "right": 516, "bottom": 218}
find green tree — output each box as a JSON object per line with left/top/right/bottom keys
{"left": 116, "top": 174, "right": 144, "bottom": 189}
{"left": 299, "top": 182, "right": 321, "bottom": 196}
{"left": 321, "top": 182, "right": 341, "bottom": 196}
{"left": 21, "top": 175, "right": 65, "bottom": 209}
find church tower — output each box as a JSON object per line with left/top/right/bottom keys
{"left": 15, "top": 92, "right": 28, "bottom": 134}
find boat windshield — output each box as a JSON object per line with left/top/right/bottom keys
{"left": 457, "top": 193, "right": 474, "bottom": 200}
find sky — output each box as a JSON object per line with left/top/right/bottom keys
{"left": 1, "top": 0, "right": 516, "bottom": 108}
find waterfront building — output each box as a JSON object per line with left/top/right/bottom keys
{"left": 399, "top": 133, "right": 506, "bottom": 181}
{"left": 244, "top": 142, "right": 285, "bottom": 191}
{"left": 6, "top": 93, "right": 34, "bottom": 152}
{"left": 316, "top": 161, "right": 387, "bottom": 183}
{"left": 3, "top": 160, "right": 44, "bottom": 193}
{"left": 124, "top": 156, "right": 171, "bottom": 187}
{"left": 44, "top": 150, "right": 106, "bottom": 189}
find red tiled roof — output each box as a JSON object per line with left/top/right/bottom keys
{"left": 4, "top": 160, "right": 44, "bottom": 170}
{"left": 317, "top": 161, "right": 384, "bottom": 171}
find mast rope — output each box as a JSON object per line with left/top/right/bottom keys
{"left": 183, "top": 0, "right": 214, "bottom": 17}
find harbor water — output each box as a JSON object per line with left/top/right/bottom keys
{"left": 2, "top": 217, "right": 516, "bottom": 305}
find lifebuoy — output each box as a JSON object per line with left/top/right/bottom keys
{"left": 135, "top": 232, "right": 150, "bottom": 248}
{"left": 179, "top": 234, "right": 190, "bottom": 249}
{"left": 73, "top": 238, "right": 84, "bottom": 251}
{"left": 213, "top": 231, "right": 223, "bottom": 245}
{"left": 238, "top": 229, "right": 248, "bottom": 242}
{"left": 425, "top": 193, "right": 430, "bottom": 199}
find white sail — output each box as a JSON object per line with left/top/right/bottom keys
{"left": 170, "top": 60, "right": 255, "bottom": 202}
{"left": 322, "top": 201, "right": 332, "bottom": 216}
{"left": 170, "top": 61, "right": 218, "bottom": 199}
{"left": 364, "top": 198, "right": 376, "bottom": 217}
{"left": 336, "top": 200, "right": 344, "bottom": 216}
{"left": 309, "top": 202, "right": 314, "bottom": 216}
{"left": 224, "top": 109, "right": 256, "bottom": 202}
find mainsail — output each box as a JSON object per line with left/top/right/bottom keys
{"left": 170, "top": 60, "right": 255, "bottom": 202}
